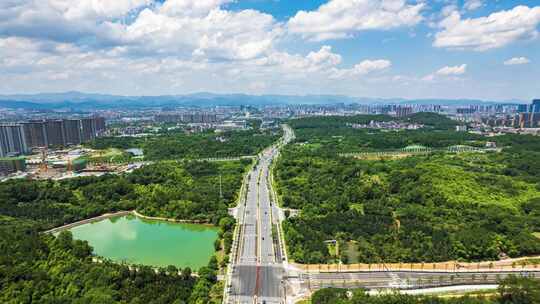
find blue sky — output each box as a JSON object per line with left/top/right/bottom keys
{"left": 0, "top": 0, "right": 539, "bottom": 101}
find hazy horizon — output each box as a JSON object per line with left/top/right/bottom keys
{"left": 0, "top": 90, "right": 529, "bottom": 104}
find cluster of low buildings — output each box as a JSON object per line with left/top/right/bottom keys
{"left": 154, "top": 112, "right": 222, "bottom": 124}
{"left": 153, "top": 111, "right": 254, "bottom": 133}
{"left": 348, "top": 120, "right": 424, "bottom": 131}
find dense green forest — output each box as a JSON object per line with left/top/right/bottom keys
{"left": 289, "top": 113, "right": 482, "bottom": 154}
{"left": 308, "top": 276, "right": 540, "bottom": 304}
{"left": 277, "top": 116, "right": 540, "bottom": 264}
{"left": 0, "top": 227, "right": 199, "bottom": 304}
{"left": 0, "top": 160, "right": 250, "bottom": 227}
{"left": 88, "top": 129, "right": 281, "bottom": 160}
{"left": 0, "top": 160, "right": 250, "bottom": 303}
{"left": 289, "top": 113, "right": 458, "bottom": 131}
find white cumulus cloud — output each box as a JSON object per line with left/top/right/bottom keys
{"left": 353, "top": 59, "right": 392, "bottom": 74}
{"left": 0, "top": 0, "right": 283, "bottom": 61}
{"left": 331, "top": 59, "right": 392, "bottom": 79}
{"left": 158, "top": 0, "right": 232, "bottom": 17}
{"left": 422, "top": 64, "right": 467, "bottom": 81}
{"left": 287, "top": 0, "right": 424, "bottom": 41}
{"left": 436, "top": 64, "right": 467, "bottom": 76}
{"left": 5, "top": 0, "right": 533, "bottom": 99}
{"left": 464, "top": 0, "right": 483, "bottom": 11}
{"left": 504, "top": 57, "right": 531, "bottom": 65}
{"left": 50, "top": 0, "right": 152, "bottom": 20}
{"left": 253, "top": 46, "right": 342, "bottom": 73}
{"left": 122, "top": 7, "right": 282, "bottom": 60}
{"left": 306, "top": 46, "right": 343, "bottom": 67}
{"left": 434, "top": 5, "right": 540, "bottom": 51}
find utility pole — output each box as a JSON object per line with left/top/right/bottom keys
{"left": 219, "top": 174, "right": 223, "bottom": 200}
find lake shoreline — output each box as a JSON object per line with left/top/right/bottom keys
{"left": 132, "top": 210, "right": 215, "bottom": 227}
{"left": 44, "top": 210, "right": 215, "bottom": 234}
{"left": 44, "top": 211, "right": 134, "bottom": 234}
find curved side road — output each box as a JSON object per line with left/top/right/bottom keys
{"left": 43, "top": 211, "right": 133, "bottom": 234}
{"left": 44, "top": 209, "right": 215, "bottom": 235}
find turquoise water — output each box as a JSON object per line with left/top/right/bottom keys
{"left": 68, "top": 215, "right": 218, "bottom": 269}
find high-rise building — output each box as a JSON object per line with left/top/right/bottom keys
{"left": 519, "top": 113, "right": 540, "bottom": 128}
{"left": 63, "top": 119, "right": 82, "bottom": 145}
{"left": 45, "top": 120, "right": 66, "bottom": 146}
{"left": 155, "top": 114, "right": 182, "bottom": 123}
{"left": 457, "top": 108, "right": 476, "bottom": 115}
{"left": 518, "top": 104, "right": 529, "bottom": 113}
{"left": 0, "top": 157, "right": 26, "bottom": 176}
{"left": 5, "top": 117, "right": 105, "bottom": 153}
{"left": 202, "top": 113, "right": 218, "bottom": 123}
{"left": 60, "top": 117, "right": 105, "bottom": 145}
{"left": 532, "top": 99, "right": 540, "bottom": 113}
{"left": 518, "top": 100, "right": 540, "bottom": 114}
{"left": 94, "top": 117, "right": 106, "bottom": 135}
{"left": 182, "top": 114, "right": 193, "bottom": 123}
{"left": 516, "top": 100, "right": 540, "bottom": 127}
{"left": 396, "top": 106, "right": 413, "bottom": 118}
{"left": 80, "top": 118, "right": 96, "bottom": 142}
{"left": 0, "top": 124, "right": 28, "bottom": 157}
{"left": 22, "top": 121, "right": 47, "bottom": 148}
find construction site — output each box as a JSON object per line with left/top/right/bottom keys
{"left": 1, "top": 146, "right": 141, "bottom": 181}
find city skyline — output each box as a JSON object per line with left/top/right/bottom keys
{"left": 0, "top": 1, "right": 539, "bottom": 100}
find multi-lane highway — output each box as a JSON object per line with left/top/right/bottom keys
{"left": 228, "top": 125, "right": 295, "bottom": 304}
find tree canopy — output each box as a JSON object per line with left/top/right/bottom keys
{"left": 0, "top": 159, "right": 250, "bottom": 303}
{"left": 278, "top": 116, "right": 540, "bottom": 264}
{"left": 87, "top": 129, "right": 281, "bottom": 160}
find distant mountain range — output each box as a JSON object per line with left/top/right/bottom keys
{"left": 0, "top": 91, "right": 526, "bottom": 110}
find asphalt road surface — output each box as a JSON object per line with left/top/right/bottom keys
{"left": 259, "top": 154, "right": 276, "bottom": 265}
{"left": 230, "top": 146, "right": 285, "bottom": 304}
{"left": 300, "top": 270, "right": 540, "bottom": 290}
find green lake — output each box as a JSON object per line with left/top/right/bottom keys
{"left": 68, "top": 215, "right": 218, "bottom": 269}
